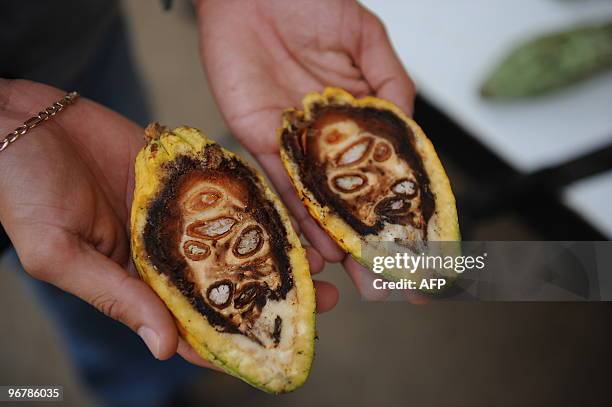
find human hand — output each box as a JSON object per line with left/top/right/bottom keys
{"left": 0, "top": 79, "right": 336, "bottom": 370}
{"left": 196, "top": 0, "right": 416, "bottom": 296}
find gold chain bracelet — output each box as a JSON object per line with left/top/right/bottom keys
{"left": 0, "top": 91, "right": 80, "bottom": 152}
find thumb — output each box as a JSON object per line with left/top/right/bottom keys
{"left": 25, "top": 238, "right": 179, "bottom": 360}
{"left": 357, "top": 9, "right": 416, "bottom": 116}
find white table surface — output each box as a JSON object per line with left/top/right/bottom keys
{"left": 362, "top": 0, "right": 612, "bottom": 237}
{"left": 564, "top": 170, "right": 612, "bottom": 238}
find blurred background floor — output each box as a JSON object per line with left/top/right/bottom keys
{"left": 1, "top": 2, "right": 611, "bottom": 406}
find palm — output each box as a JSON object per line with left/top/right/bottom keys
{"left": 198, "top": 0, "right": 415, "bottom": 292}
{"left": 0, "top": 81, "right": 139, "bottom": 262}
{"left": 199, "top": 0, "right": 383, "bottom": 155}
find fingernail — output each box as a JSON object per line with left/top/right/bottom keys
{"left": 137, "top": 326, "right": 160, "bottom": 359}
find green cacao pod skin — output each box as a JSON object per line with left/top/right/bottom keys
{"left": 481, "top": 21, "right": 612, "bottom": 98}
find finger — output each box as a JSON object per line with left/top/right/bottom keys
{"left": 305, "top": 245, "right": 325, "bottom": 275}
{"left": 257, "top": 153, "right": 345, "bottom": 262}
{"left": 23, "top": 233, "right": 179, "bottom": 360}
{"left": 295, "top": 51, "right": 373, "bottom": 97}
{"left": 313, "top": 280, "right": 339, "bottom": 313}
{"left": 403, "top": 288, "right": 431, "bottom": 305}
{"left": 342, "top": 256, "right": 390, "bottom": 301}
{"left": 177, "top": 338, "right": 223, "bottom": 372}
{"left": 289, "top": 215, "right": 301, "bottom": 236}
{"left": 357, "top": 10, "right": 416, "bottom": 116}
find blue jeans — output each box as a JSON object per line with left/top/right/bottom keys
{"left": 5, "top": 13, "right": 199, "bottom": 407}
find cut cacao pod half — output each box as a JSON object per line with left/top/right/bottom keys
{"left": 131, "top": 124, "right": 315, "bottom": 393}
{"left": 279, "top": 88, "right": 460, "bottom": 278}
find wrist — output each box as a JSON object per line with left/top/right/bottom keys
{"left": 0, "top": 89, "right": 79, "bottom": 154}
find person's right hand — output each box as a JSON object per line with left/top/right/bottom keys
{"left": 196, "top": 0, "right": 416, "bottom": 298}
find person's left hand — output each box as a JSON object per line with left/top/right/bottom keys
{"left": 196, "top": 0, "right": 416, "bottom": 297}
{"left": 0, "top": 79, "right": 337, "bottom": 372}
